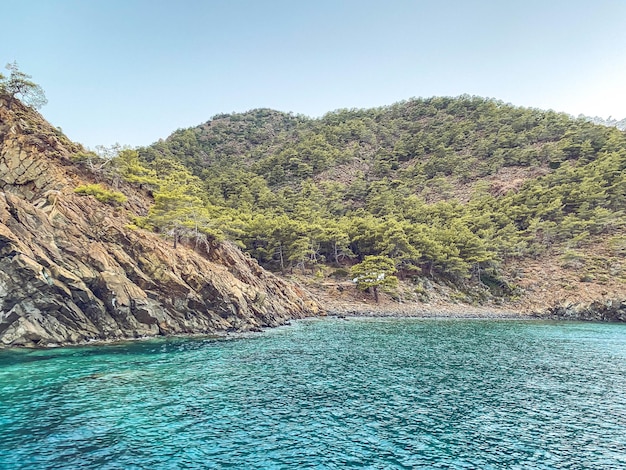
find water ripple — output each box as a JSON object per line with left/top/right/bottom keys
{"left": 1, "top": 319, "right": 626, "bottom": 469}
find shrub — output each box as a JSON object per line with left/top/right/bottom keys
{"left": 330, "top": 268, "right": 350, "bottom": 279}
{"left": 74, "top": 184, "right": 127, "bottom": 205}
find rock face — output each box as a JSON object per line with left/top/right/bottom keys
{"left": 0, "top": 98, "right": 320, "bottom": 347}
{"left": 543, "top": 299, "right": 626, "bottom": 322}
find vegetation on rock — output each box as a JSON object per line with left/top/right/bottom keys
{"left": 0, "top": 62, "right": 47, "bottom": 109}
{"left": 126, "top": 96, "right": 624, "bottom": 305}
{"left": 74, "top": 184, "right": 127, "bottom": 205}
{"left": 0, "top": 95, "right": 319, "bottom": 347}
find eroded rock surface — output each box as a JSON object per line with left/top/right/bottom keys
{"left": 543, "top": 299, "right": 626, "bottom": 322}
{"left": 0, "top": 98, "right": 320, "bottom": 347}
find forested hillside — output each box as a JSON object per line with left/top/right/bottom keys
{"left": 103, "top": 96, "right": 626, "bottom": 304}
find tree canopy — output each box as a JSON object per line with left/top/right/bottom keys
{"left": 91, "top": 96, "right": 626, "bottom": 299}
{"left": 351, "top": 256, "right": 399, "bottom": 302}
{"left": 0, "top": 62, "right": 47, "bottom": 109}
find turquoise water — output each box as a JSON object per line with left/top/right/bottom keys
{"left": 1, "top": 318, "right": 625, "bottom": 469}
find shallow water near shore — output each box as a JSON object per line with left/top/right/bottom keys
{"left": 1, "top": 318, "right": 625, "bottom": 469}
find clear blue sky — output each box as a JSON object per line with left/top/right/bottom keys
{"left": 4, "top": 0, "right": 626, "bottom": 148}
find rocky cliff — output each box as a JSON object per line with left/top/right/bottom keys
{"left": 0, "top": 99, "right": 320, "bottom": 347}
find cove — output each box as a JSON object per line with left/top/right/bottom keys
{"left": 1, "top": 318, "right": 625, "bottom": 469}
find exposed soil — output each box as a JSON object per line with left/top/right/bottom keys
{"left": 505, "top": 238, "right": 625, "bottom": 311}
{"left": 287, "top": 234, "right": 626, "bottom": 319}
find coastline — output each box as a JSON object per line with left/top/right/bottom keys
{"left": 319, "top": 297, "right": 626, "bottom": 322}
{"left": 306, "top": 280, "right": 626, "bottom": 322}
{"left": 4, "top": 297, "right": 624, "bottom": 350}
{"left": 323, "top": 302, "right": 534, "bottom": 320}
{"left": 0, "top": 306, "right": 530, "bottom": 350}
{"left": 326, "top": 308, "right": 533, "bottom": 320}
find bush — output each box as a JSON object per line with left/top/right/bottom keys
{"left": 70, "top": 151, "right": 98, "bottom": 162}
{"left": 330, "top": 268, "right": 350, "bottom": 279}
{"left": 74, "top": 184, "right": 127, "bottom": 205}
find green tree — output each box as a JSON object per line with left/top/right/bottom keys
{"left": 0, "top": 62, "right": 47, "bottom": 109}
{"left": 321, "top": 220, "right": 354, "bottom": 265}
{"left": 129, "top": 95, "right": 626, "bottom": 288}
{"left": 115, "top": 149, "right": 158, "bottom": 187}
{"left": 145, "top": 190, "right": 219, "bottom": 250}
{"left": 350, "top": 255, "right": 398, "bottom": 302}
{"left": 140, "top": 166, "right": 218, "bottom": 250}
{"left": 376, "top": 219, "right": 421, "bottom": 275}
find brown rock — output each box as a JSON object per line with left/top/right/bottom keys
{"left": 0, "top": 98, "right": 321, "bottom": 347}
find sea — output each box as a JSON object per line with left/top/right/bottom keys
{"left": 1, "top": 317, "right": 625, "bottom": 469}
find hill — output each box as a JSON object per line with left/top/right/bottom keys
{"left": 137, "top": 96, "right": 626, "bottom": 310}
{"left": 0, "top": 97, "right": 319, "bottom": 347}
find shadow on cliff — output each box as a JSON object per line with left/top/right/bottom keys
{"left": 0, "top": 98, "right": 321, "bottom": 347}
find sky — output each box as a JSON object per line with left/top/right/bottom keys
{"left": 3, "top": 0, "right": 626, "bottom": 149}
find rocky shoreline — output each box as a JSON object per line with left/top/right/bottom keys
{"left": 320, "top": 296, "right": 626, "bottom": 322}
{"left": 543, "top": 299, "right": 626, "bottom": 322}
{"left": 326, "top": 306, "right": 529, "bottom": 320}
{"left": 4, "top": 299, "right": 625, "bottom": 349}
{"left": 0, "top": 98, "right": 321, "bottom": 348}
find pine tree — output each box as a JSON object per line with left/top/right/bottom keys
{"left": 350, "top": 255, "right": 398, "bottom": 302}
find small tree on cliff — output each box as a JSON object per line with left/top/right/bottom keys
{"left": 350, "top": 255, "right": 398, "bottom": 302}
{"left": 0, "top": 62, "right": 47, "bottom": 109}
